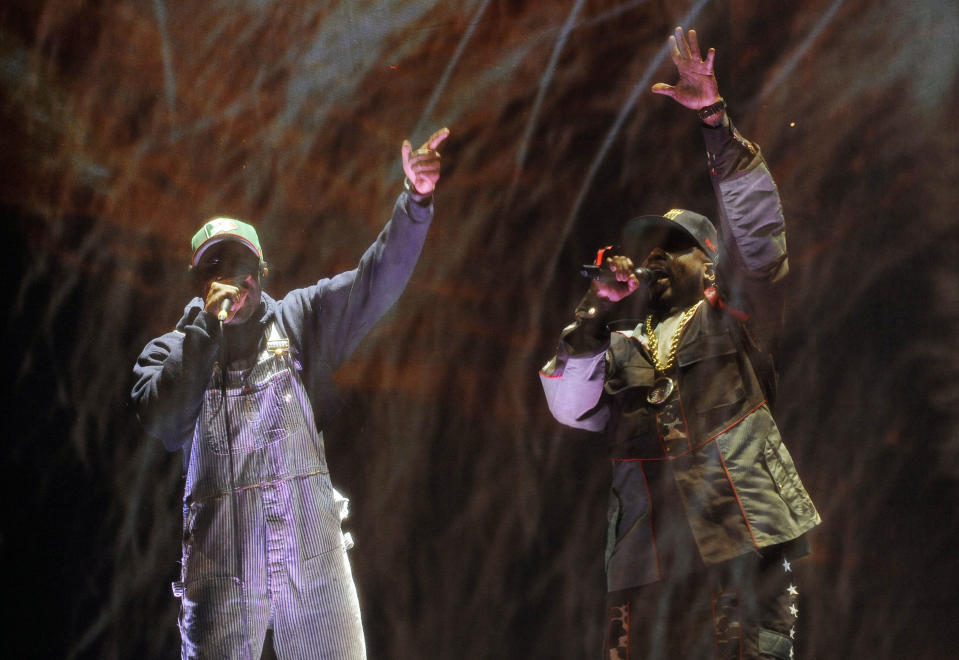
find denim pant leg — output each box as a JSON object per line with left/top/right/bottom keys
{"left": 177, "top": 490, "right": 272, "bottom": 660}
{"left": 178, "top": 575, "right": 271, "bottom": 660}
{"left": 272, "top": 536, "right": 366, "bottom": 660}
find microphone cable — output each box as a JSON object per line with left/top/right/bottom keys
{"left": 218, "top": 318, "right": 255, "bottom": 660}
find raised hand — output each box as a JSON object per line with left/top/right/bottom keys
{"left": 402, "top": 127, "right": 450, "bottom": 195}
{"left": 651, "top": 27, "right": 722, "bottom": 112}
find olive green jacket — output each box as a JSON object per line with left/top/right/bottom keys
{"left": 540, "top": 117, "right": 820, "bottom": 591}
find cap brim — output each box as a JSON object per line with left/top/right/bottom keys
{"left": 191, "top": 235, "right": 261, "bottom": 266}
{"left": 621, "top": 215, "right": 701, "bottom": 257}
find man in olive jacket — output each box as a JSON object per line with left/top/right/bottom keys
{"left": 540, "top": 28, "right": 819, "bottom": 660}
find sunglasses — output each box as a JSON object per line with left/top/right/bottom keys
{"left": 194, "top": 254, "right": 261, "bottom": 281}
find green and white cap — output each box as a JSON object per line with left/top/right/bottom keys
{"left": 190, "top": 217, "right": 263, "bottom": 266}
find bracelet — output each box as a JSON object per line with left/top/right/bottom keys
{"left": 696, "top": 98, "right": 726, "bottom": 121}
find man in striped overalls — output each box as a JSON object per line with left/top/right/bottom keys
{"left": 133, "top": 128, "right": 449, "bottom": 659}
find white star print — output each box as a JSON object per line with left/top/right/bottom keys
{"left": 789, "top": 603, "right": 799, "bottom": 618}
{"left": 790, "top": 627, "right": 796, "bottom": 639}
{"left": 790, "top": 647, "right": 794, "bottom": 659}
{"left": 787, "top": 583, "right": 799, "bottom": 597}
{"left": 782, "top": 557, "right": 792, "bottom": 572}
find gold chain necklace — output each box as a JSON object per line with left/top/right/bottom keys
{"left": 645, "top": 300, "right": 703, "bottom": 373}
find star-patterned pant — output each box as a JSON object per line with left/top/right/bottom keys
{"left": 605, "top": 546, "right": 803, "bottom": 659}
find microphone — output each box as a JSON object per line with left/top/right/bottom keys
{"left": 580, "top": 264, "right": 655, "bottom": 284}
{"left": 217, "top": 297, "right": 233, "bottom": 322}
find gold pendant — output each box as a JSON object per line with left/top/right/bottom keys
{"left": 647, "top": 376, "right": 675, "bottom": 405}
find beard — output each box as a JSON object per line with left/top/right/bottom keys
{"left": 646, "top": 272, "right": 705, "bottom": 318}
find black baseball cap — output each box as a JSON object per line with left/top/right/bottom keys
{"left": 621, "top": 208, "right": 719, "bottom": 262}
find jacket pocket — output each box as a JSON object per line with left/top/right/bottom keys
{"left": 758, "top": 627, "right": 793, "bottom": 659}
{"left": 679, "top": 329, "right": 745, "bottom": 414}
{"left": 762, "top": 437, "right": 814, "bottom": 518}
{"left": 202, "top": 377, "right": 277, "bottom": 456}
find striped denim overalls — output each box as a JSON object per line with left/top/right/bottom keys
{"left": 174, "top": 323, "right": 366, "bottom": 659}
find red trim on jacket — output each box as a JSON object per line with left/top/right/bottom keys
{"left": 612, "top": 400, "right": 769, "bottom": 462}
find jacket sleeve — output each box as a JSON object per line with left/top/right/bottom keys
{"left": 276, "top": 187, "right": 433, "bottom": 371}
{"left": 131, "top": 306, "right": 221, "bottom": 452}
{"left": 539, "top": 289, "right": 613, "bottom": 432}
{"left": 703, "top": 116, "right": 788, "bottom": 349}
{"left": 704, "top": 116, "right": 788, "bottom": 281}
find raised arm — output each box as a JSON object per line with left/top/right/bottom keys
{"left": 279, "top": 128, "right": 450, "bottom": 370}
{"left": 654, "top": 27, "right": 787, "bottom": 302}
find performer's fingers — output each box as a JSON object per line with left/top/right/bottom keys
{"left": 411, "top": 162, "right": 441, "bottom": 178}
{"left": 675, "top": 26, "right": 691, "bottom": 59}
{"left": 651, "top": 83, "right": 676, "bottom": 97}
{"left": 687, "top": 28, "right": 702, "bottom": 60}
{"left": 425, "top": 127, "right": 450, "bottom": 151}
{"left": 668, "top": 34, "right": 681, "bottom": 61}
{"left": 408, "top": 151, "right": 441, "bottom": 167}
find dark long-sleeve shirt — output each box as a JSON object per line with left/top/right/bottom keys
{"left": 133, "top": 189, "right": 433, "bottom": 458}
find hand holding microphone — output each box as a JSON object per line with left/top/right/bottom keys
{"left": 580, "top": 254, "right": 650, "bottom": 302}
{"left": 204, "top": 281, "right": 240, "bottom": 323}
{"left": 580, "top": 263, "right": 654, "bottom": 285}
